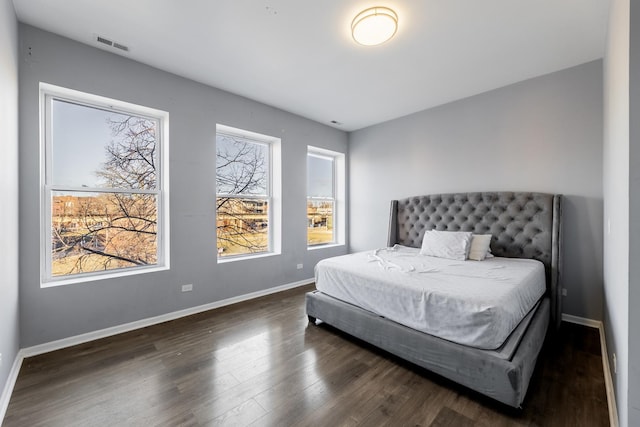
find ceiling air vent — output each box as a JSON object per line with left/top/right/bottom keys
{"left": 96, "top": 36, "right": 113, "bottom": 47}
{"left": 95, "top": 35, "right": 129, "bottom": 53}
{"left": 113, "top": 42, "right": 129, "bottom": 52}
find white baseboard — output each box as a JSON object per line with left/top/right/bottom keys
{"left": 22, "top": 278, "right": 313, "bottom": 358}
{"left": 0, "top": 350, "right": 25, "bottom": 423}
{"left": 561, "top": 313, "right": 619, "bottom": 427}
{"left": 598, "top": 323, "right": 619, "bottom": 427}
{"left": 561, "top": 313, "right": 601, "bottom": 328}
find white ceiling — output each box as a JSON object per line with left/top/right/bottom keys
{"left": 12, "top": 0, "right": 611, "bottom": 131}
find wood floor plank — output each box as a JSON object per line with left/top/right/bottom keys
{"left": 287, "top": 357, "right": 396, "bottom": 426}
{"left": 429, "top": 406, "right": 476, "bottom": 427}
{"left": 210, "top": 398, "right": 267, "bottom": 426}
{"left": 247, "top": 355, "right": 372, "bottom": 426}
{"left": 298, "top": 361, "right": 406, "bottom": 427}
{"left": 2, "top": 285, "right": 610, "bottom": 427}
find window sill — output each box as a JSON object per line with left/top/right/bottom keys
{"left": 41, "top": 264, "right": 170, "bottom": 288}
{"left": 307, "top": 243, "right": 345, "bottom": 251}
{"left": 217, "top": 251, "right": 280, "bottom": 264}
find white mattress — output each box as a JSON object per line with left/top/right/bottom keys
{"left": 314, "top": 245, "right": 546, "bottom": 349}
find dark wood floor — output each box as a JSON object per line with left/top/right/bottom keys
{"left": 3, "top": 284, "right": 609, "bottom": 427}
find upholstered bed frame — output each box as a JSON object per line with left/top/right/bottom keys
{"left": 306, "top": 192, "right": 562, "bottom": 408}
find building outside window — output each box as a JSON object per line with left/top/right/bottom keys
{"left": 41, "top": 83, "right": 169, "bottom": 285}
{"left": 216, "top": 125, "right": 280, "bottom": 259}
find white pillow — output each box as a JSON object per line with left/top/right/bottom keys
{"left": 468, "top": 234, "right": 492, "bottom": 261}
{"left": 419, "top": 230, "right": 473, "bottom": 261}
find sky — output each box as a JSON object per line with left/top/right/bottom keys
{"left": 53, "top": 99, "right": 333, "bottom": 197}
{"left": 216, "top": 134, "right": 269, "bottom": 195}
{"left": 51, "top": 99, "right": 133, "bottom": 188}
{"left": 307, "top": 154, "right": 333, "bottom": 198}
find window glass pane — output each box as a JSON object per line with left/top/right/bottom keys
{"left": 51, "top": 191, "right": 158, "bottom": 277}
{"left": 217, "top": 197, "right": 269, "bottom": 256}
{"left": 307, "top": 155, "right": 333, "bottom": 198}
{"left": 216, "top": 134, "right": 268, "bottom": 196}
{"left": 51, "top": 99, "right": 158, "bottom": 190}
{"left": 307, "top": 200, "right": 334, "bottom": 245}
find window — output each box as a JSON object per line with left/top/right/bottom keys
{"left": 307, "top": 147, "right": 345, "bottom": 247}
{"left": 41, "top": 84, "right": 169, "bottom": 285}
{"left": 216, "top": 125, "right": 280, "bottom": 259}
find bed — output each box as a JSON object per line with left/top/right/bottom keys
{"left": 305, "top": 192, "right": 562, "bottom": 408}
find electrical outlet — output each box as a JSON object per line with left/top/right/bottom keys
{"left": 181, "top": 284, "right": 193, "bottom": 292}
{"left": 613, "top": 353, "right": 617, "bottom": 374}
{"left": 562, "top": 288, "right": 567, "bottom": 297}
{"left": 0, "top": 353, "right": 2, "bottom": 366}
{"left": 296, "top": 263, "right": 303, "bottom": 270}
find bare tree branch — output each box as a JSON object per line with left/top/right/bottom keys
{"left": 216, "top": 135, "right": 269, "bottom": 255}
{"left": 51, "top": 115, "right": 159, "bottom": 276}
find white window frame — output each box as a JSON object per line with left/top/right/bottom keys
{"left": 40, "top": 83, "right": 170, "bottom": 287}
{"left": 216, "top": 124, "right": 281, "bottom": 262}
{"left": 307, "top": 146, "right": 345, "bottom": 248}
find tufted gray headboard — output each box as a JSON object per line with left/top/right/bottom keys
{"left": 387, "top": 192, "right": 563, "bottom": 328}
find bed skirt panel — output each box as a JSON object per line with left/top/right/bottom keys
{"left": 306, "top": 291, "right": 550, "bottom": 408}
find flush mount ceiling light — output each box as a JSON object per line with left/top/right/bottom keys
{"left": 351, "top": 6, "right": 398, "bottom": 46}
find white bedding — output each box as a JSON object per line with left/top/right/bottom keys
{"left": 314, "top": 245, "right": 546, "bottom": 349}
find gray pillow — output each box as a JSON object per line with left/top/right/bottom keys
{"left": 468, "top": 234, "right": 492, "bottom": 261}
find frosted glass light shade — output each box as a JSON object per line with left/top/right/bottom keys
{"left": 351, "top": 7, "right": 398, "bottom": 46}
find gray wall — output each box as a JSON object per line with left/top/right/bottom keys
{"left": 19, "top": 25, "right": 348, "bottom": 347}
{"left": 0, "top": 0, "right": 20, "bottom": 408}
{"left": 349, "top": 61, "right": 604, "bottom": 321}
{"left": 629, "top": 1, "right": 640, "bottom": 424}
{"left": 603, "top": 0, "right": 630, "bottom": 425}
